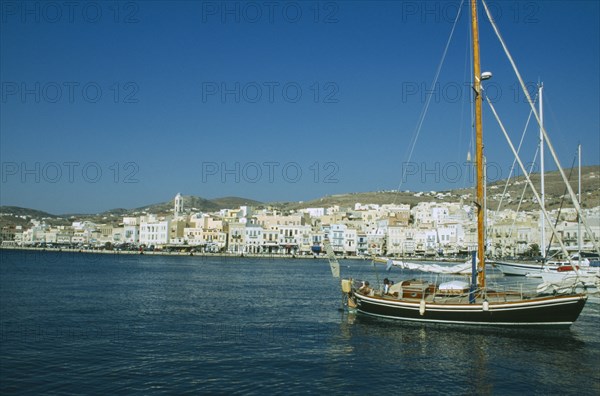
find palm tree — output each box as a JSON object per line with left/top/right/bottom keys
{"left": 527, "top": 243, "right": 540, "bottom": 258}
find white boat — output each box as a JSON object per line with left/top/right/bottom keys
{"left": 537, "top": 270, "right": 600, "bottom": 295}
{"left": 494, "top": 260, "right": 555, "bottom": 276}
{"left": 495, "top": 255, "right": 591, "bottom": 277}
{"left": 520, "top": 145, "right": 600, "bottom": 283}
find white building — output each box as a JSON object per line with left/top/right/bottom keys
{"left": 366, "top": 227, "right": 386, "bottom": 255}
{"left": 262, "top": 227, "right": 280, "bottom": 254}
{"left": 278, "top": 224, "right": 306, "bottom": 254}
{"left": 123, "top": 224, "right": 139, "bottom": 244}
{"left": 386, "top": 226, "right": 404, "bottom": 256}
{"left": 386, "top": 226, "right": 419, "bottom": 256}
{"left": 183, "top": 226, "right": 204, "bottom": 246}
{"left": 297, "top": 225, "right": 313, "bottom": 255}
{"left": 303, "top": 207, "right": 325, "bottom": 218}
{"left": 412, "top": 228, "right": 438, "bottom": 255}
{"left": 244, "top": 223, "right": 263, "bottom": 253}
{"left": 344, "top": 228, "right": 357, "bottom": 256}
{"left": 139, "top": 215, "right": 170, "bottom": 246}
{"left": 357, "top": 232, "right": 368, "bottom": 256}
{"left": 330, "top": 224, "right": 346, "bottom": 253}
{"left": 227, "top": 222, "right": 245, "bottom": 253}
{"left": 556, "top": 217, "right": 600, "bottom": 253}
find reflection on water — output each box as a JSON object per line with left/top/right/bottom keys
{"left": 330, "top": 302, "right": 598, "bottom": 395}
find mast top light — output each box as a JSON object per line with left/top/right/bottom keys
{"left": 481, "top": 71, "right": 493, "bottom": 80}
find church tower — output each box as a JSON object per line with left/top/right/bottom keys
{"left": 174, "top": 193, "right": 183, "bottom": 216}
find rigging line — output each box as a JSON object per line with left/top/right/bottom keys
{"left": 493, "top": 93, "right": 538, "bottom": 241}
{"left": 481, "top": 0, "right": 600, "bottom": 256}
{"left": 468, "top": 1, "right": 475, "bottom": 153}
{"left": 507, "top": 145, "right": 539, "bottom": 240}
{"left": 465, "top": 8, "right": 475, "bottom": 190}
{"left": 483, "top": 89, "right": 571, "bottom": 262}
{"left": 395, "top": 0, "right": 465, "bottom": 195}
{"left": 456, "top": 33, "right": 469, "bottom": 165}
{"left": 545, "top": 152, "right": 578, "bottom": 259}
{"left": 495, "top": 94, "right": 538, "bottom": 214}
{"left": 541, "top": 92, "right": 569, "bottom": 156}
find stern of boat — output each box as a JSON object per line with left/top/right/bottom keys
{"left": 341, "top": 278, "right": 358, "bottom": 311}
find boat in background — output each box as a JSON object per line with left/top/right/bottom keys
{"left": 495, "top": 254, "right": 593, "bottom": 277}
{"left": 494, "top": 259, "right": 554, "bottom": 276}
{"left": 537, "top": 270, "right": 599, "bottom": 296}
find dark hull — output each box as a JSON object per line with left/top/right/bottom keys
{"left": 353, "top": 292, "right": 587, "bottom": 327}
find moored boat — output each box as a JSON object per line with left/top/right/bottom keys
{"left": 493, "top": 260, "right": 555, "bottom": 276}
{"left": 337, "top": 0, "right": 590, "bottom": 327}
{"left": 494, "top": 255, "right": 592, "bottom": 277}
{"left": 352, "top": 279, "right": 586, "bottom": 327}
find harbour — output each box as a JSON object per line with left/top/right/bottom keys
{"left": 1, "top": 250, "right": 599, "bottom": 394}
{"left": 2, "top": 0, "right": 599, "bottom": 394}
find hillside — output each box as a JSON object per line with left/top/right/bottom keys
{"left": 0, "top": 196, "right": 264, "bottom": 227}
{"left": 273, "top": 166, "right": 600, "bottom": 212}
{"left": 271, "top": 191, "right": 438, "bottom": 211}
{"left": 131, "top": 196, "right": 263, "bottom": 215}
{"left": 472, "top": 165, "right": 599, "bottom": 212}
{"left": 0, "top": 206, "right": 70, "bottom": 229}
{"left": 0, "top": 206, "right": 57, "bottom": 219}
{"left": 1, "top": 166, "right": 598, "bottom": 228}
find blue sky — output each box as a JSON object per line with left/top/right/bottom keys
{"left": 1, "top": 0, "right": 599, "bottom": 214}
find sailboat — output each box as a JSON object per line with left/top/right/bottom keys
{"left": 493, "top": 83, "right": 552, "bottom": 276}
{"left": 342, "top": 0, "right": 588, "bottom": 327}
{"left": 492, "top": 91, "right": 600, "bottom": 277}
{"left": 536, "top": 145, "right": 600, "bottom": 295}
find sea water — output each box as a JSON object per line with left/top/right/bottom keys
{"left": 1, "top": 250, "right": 598, "bottom": 394}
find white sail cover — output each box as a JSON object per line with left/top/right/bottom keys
{"left": 387, "top": 259, "right": 473, "bottom": 275}
{"left": 537, "top": 272, "right": 599, "bottom": 295}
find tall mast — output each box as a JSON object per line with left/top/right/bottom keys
{"left": 577, "top": 144, "right": 582, "bottom": 262}
{"left": 471, "top": 0, "right": 485, "bottom": 288}
{"left": 539, "top": 83, "right": 545, "bottom": 259}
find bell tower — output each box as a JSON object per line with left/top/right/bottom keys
{"left": 174, "top": 193, "right": 183, "bottom": 216}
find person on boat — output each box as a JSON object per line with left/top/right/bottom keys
{"left": 383, "top": 278, "right": 390, "bottom": 294}
{"left": 358, "top": 281, "right": 370, "bottom": 294}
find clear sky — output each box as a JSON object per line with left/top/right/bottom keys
{"left": 1, "top": 0, "right": 599, "bottom": 214}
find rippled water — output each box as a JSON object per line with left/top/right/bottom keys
{"left": 1, "top": 250, "right": 598, "bottom": 394}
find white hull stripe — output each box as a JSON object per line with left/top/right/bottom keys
{"left": 357, "top": 309, "right": 574, "bottom": 326}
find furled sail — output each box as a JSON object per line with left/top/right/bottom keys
{"left": 385, "top": 259, "right": 472, "bottom": 275}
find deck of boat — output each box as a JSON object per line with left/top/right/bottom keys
{"left": 358, "top": 288, "right": 545, "bottom": 305}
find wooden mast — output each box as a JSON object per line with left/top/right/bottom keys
{"left": 471, "top": 0, "right": 485, "bottom": 288}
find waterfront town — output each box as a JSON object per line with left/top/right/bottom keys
{"left": 2, "top": 192, "right": 599, "bottom": 259}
